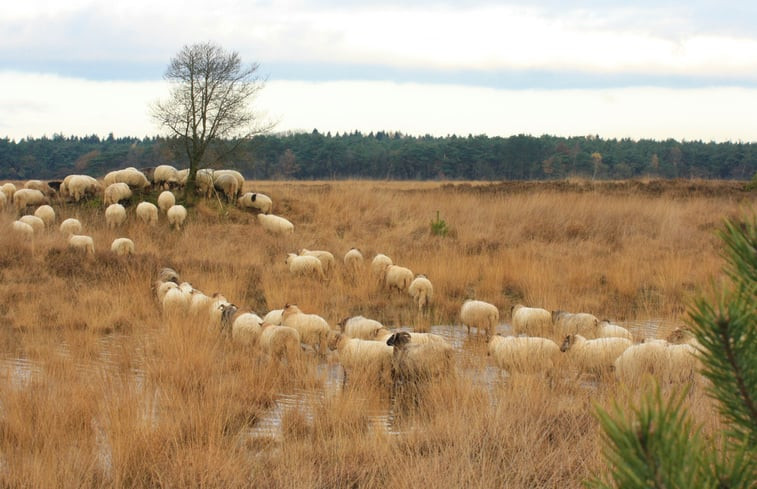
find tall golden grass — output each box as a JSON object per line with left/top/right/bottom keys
{"left": 0, "top": 179, "right": 751, "bottom": 488}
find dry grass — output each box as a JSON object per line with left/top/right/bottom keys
{"left": 0, "top": 178, "right": 751, "bottom": 488}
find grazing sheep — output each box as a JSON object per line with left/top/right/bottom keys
{"left": 328, "top": 332, "right": 394, "bottom": 387}
{"left": 162, "top": 286, "right": 192, "bottom": 317}
{"left": 158, "top": 267, "right": 180, "bottom": 284}
{"left": 1, "top": 182, "right": 16, "bottom": 203}
{"left": 299, "top": 248, "right": 335, "bottom": 274}
{"left": 259, "top": 323, "right": 302, "bottom": 361}
{"left": 552, "top": 310, "right": 601, "bottom": 338}
{"left": 213, "top": 172, "right": 239, "bottom": 202}
{"left": 0, "top": 191, "right": 6, "bottom": 211}
{"left": 176, "top": 169, "right": 189, "bottom": 187}
{"left": 375, "top": 330, "right": 449, "bottom": 345}
{"left": 460, "top": 299, "right": 500, "bottom": 338}
{"left": 238, "top": 192, "right": 272, "bottom": 214}
{"left": 60, "top": 218, "right": 83, "bottom": 237}
{"left": 383, "top": 264, "right": 414, "bottom": 292}
{"left": 664, "top": 342, "right": 702, "bottom": 384}
{"left": 66, "top": 175, "right": 101, "bottom": 202}
{"left": 105, "top": 167, "right": 150, "bottom": 189}
{"left": 613, "top": 340, "right": 669, "bottom": 385}
{"left": 343, "top": 248, "right": 364, "bottom": 275}
{"left": 213, "top": 169, "right": 244, "bottom": 193}
{"left": 12, "top": 220, "right": 34, "bottom": 238}
{"left": 281, "top": 303, "right": 332, "bottom": 355}
{"left": 19, "top": 215, "right": 45, "bottom": 233}
{"left": 286, "top": 253, "right": 326, "bottom": 280}
{"left": 195, "top": 169, "right": 215, "bottom": 198}
{"left": 371, "top": 253, "right": 393, "bottom": 283}
{"left": 560, "top": 334, "right": 632, "bottom": 378}
{"left": 13, "top": 188, "right": 48, "bottom": 211}
{"left": 262, "top": 309, "right": 284, "bottom": 326}
{"left": 111, "top": 237, "right": 135, "bottom": 256}
{"left": 68, "top": 234, "right": 95, "bottom": 255}
{"left": 257, "top": 213, "right": 294, "bottom": 234}
{"left": 511, "top": 304, "right": 554, "bottom": 339}
{"left": 155, "top": 281, "right": 179, "bottom": 304}
{"left": 487, "top": 335, "right": 562, "bottom": 376}
{"left": 166, "top": 205, "right": 187, "bottom": 230}
{"left": 34, "top": 205, "right": 55, "bottom": 227}
{"left": 136, "top": 202, "right": 159, "bottom": 226}
{"left": 338, "top": 316, "right": 389, "bottom": 340}
{"left": 105, "top": 204, "right": 127, "bottom": 229}
{"left": 153, "top": 165, "right": 180, "bottom": 189}
{"left": 24, "top": 180, "right": 55, "bottom": 196}
{"left": 408, "top": 275, "right": 434, "bottom": 311}
{"left": 386, "top": 331, "right": 455, "bottom": 384}
{"left": 597, "top": 320, "right": 634, "bottom": 341}
{"left": 157, "top": 191, "right": 176, "bottom": 214}
{"left": 218, "top": 304, "right": 263, "bottom": 345}
{"left": 104, "top": 182, "right": 133, "bottom": 206}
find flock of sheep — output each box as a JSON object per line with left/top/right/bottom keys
{"left": 2, "top": 166, "right": 703, "bottom": 393}
{"left": 1, "top": 165, "right": 286, "bottom": 256}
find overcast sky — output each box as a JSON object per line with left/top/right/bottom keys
{"left": 2, "top": 0, "right": 757, "bottom": 141}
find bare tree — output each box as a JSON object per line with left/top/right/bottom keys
{"left": 152, "top": 42, "right": 271, "bottom": 199}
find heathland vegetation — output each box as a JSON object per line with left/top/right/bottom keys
{"left": 1, "top": 132, "right": 755, "bottom": 181}
{"left": 0, "top": 178, "right": 753, "bottom": 487}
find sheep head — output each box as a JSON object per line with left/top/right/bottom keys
{"left": 386, "top": 331, "right": 411, "bottom": 348}
{"left": 560, "top": 334, "right": 576, "bottom": 352}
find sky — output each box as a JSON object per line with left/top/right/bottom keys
{"left": 1, "top": 0, "right": 757, "bottom": 142}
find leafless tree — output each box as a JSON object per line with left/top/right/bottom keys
{"left": 152, "top": 42, "right": 272, "bottom": 198}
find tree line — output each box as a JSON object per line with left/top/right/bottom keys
{"left": 1, "top": 131, "right": 755, "bottom": 181}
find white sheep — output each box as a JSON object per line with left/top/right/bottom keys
{"left": 383, "top": 264, "right": 414, "bottom": 292}
{"left": 104, "top": 182, "right": 133, "bottom": 206}
{"left": 166, "top": 205, "right": 187, "bottom": 230}
{"left": 158, "top": 267, "right": 180, "bottom": 284}
{"left": 328, "top": 333, "right": 394, "bottom": 387}
{"left": 408, "top": 274, "right": 434, "bottom": 311}
{"left": 259, "top": 323, "right": 302, "bottom": 361}
{"left": 66, "top": 175, "right": 100, "bottom": 202}
{"left": 153, "top": 165, "right": 180, "bottom": 189}
{"left": 371, "top": 253, "right": 393, "bottom": 283}
{"left": 510, "top": 304, "right": 554, "bottom": 339}
{"left": 299, "top": 248, "right": 335, "bottom": 274}
{"left": 460, "top": 299, "right": 500, "bottom": 338}
{"left": 176, "top": 169, "right": 189, "bottom": 187}
{"left": 157, "top": 191, "right": 176, "bottom": 214}
{"left": 105, "top": 204, "right": 127, "bottom": 229}
{"left": 281, "top": 303, "right": 332, "bottom": 355}
{"left": 1, "top": 182, "right": 16, "bottom": 203}
{"left": 375, "top": 330, "right": 448, "bottom": 346}
{"left": 12, "top": 220, "right": 34, "bottom": 238}
{"left": 136, "top": 202, "right": 159, "bottom": 226}
{"left": 105, "top": 168, "right": 150, "bottom": 189}
{"left": 155, "top": 281, "right": 179, "bottom": 304}
{"left": 343, "top": 248, "right": 364, "bottom": 275}
{"left": 60, "top": 218, "right": 83, "bottom": 237}
{"left": 385, "top": 331, "right": 455, "bottom": 384}
{"left": 487, "top": 335, "right": 562, "bottom": 376}
{"left": 19, "top": 215, "right": 45, "bottom": 234}
{"left": 285, "top": 253, "right": 326, "bottom": 281}
{"left": 218, "top": 304, "right": 263, "bottom": 345}
{"left": 552, "top": 310, "right": 601, "bottom": 338}
{"left": 68, "top": 234, "right": 95, "bottom": 255}
{"left": 262, "top": 309, "right": 284, "bottom": 326}
{"left": 13, "top": 188, "right": 48, "bottom": 211}
{"left": 33, "top": 205, "right": 55, "bottom": 227}
{"left": 195, "top": 169, "right": 215, "bottom": 198}
{"left": 213, "top": 172, "right": 239, "bottom": 202}
{"left": 162, "top": 286, "right": 191, "bottom": 318}
{"left": 24, "top": 180, "right": 54, "bottom": 196}
{"left": 238, "top": 192, "right": 272, "bottom": 214}
{"left": 110, "top": 237, "right": 135, "bottom": 256}
{"left": 213, "top": 169, "right": 244, "bottom": 194}
{"left": 560, "top": 334, "right": 632, "bottom": 378}
{"left": 613, "top": 340, "right": 669, "bottom": 385}
{"left": 338, "top": 316, "right": 390, "bottom": 340}
{"left": 597, "top": 320, "right": 634, "bottom": 341}
{"left": 257, "top": 213, "right": 294, "bottom": 234}
{"left": 0, "top": 191, "right": 6, "bottom": 212}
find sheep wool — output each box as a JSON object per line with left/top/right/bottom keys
{"left": 60, "top": 218, "right": 83, "bottom": 237}
{"left": 111, "top": 237, "right": 135, "bottom": 256}
{"left": 511, "top": 304, "right": 554, "bottom": 339}
{"left": 68, "top": 234, "right": 95, "bottom": 255}
{"left": 136, "top": 202, "right": 159, "bottom": 226}
{"left": 343, "top": 248, "right": 364, "bottom": 275}
{"left": 299, "top": 249, "right": 335, "bottom": 274}
{"left": 258, "top": 213, "right": 294, "bottom": 234}
{"left": 33, "top": 205, "right": 56, "bottom": 227}
{"left": 157, "top": 191, "right": 176, "bottom": 214}
{"left": 19, "top": 215, "right": 45, "bottom": 234}
{"left": 286, "top": 253, "right": 326, "bottom": 280}
{"left": 560, "top": 334, "right": 632, "bottom": 377}
{"left": 460, "top": 300, "right": 500, "bottom": 338}
{"left": 383, "top": 264, "right": 414, "bottom": 292}
{"left": 408, "top": 275, "right": 433, "bottom": 311}
{"left": 487, "top": 335, "right": 561, "bottom": 375}
{"left": 281, "top": 304, "right": 331, "bottom": 354}
{"left": 105, "top": 204, "right": 127, "bottom": 229}
{"left": 259, "top": 323, "right": 301, "bottom": 361}
{"left": 167, "top": 205, "right": 187, "bottom": 230}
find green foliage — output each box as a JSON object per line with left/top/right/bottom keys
{"left": 590, "top": 215, "right": 757, "bottom": 489}
{"left": 430, "top": 210, "right": 449, "bottom": 237}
